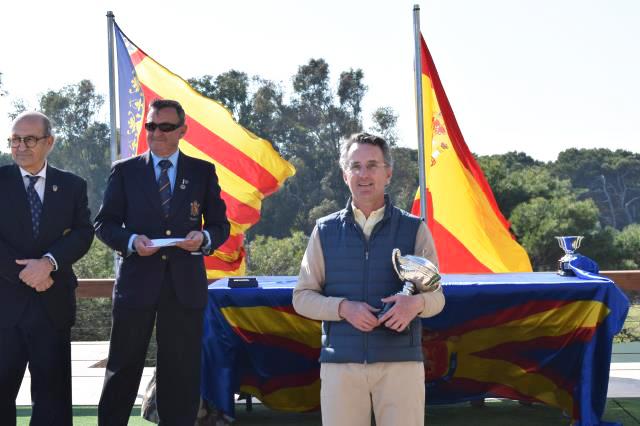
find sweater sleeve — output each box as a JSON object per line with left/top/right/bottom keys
{"left": 292, "top": 226, "right": 345, "bottom": 321}
{"left": 414, "top": 222, "right": 445, "bottom": 318}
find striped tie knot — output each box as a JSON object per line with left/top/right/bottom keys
{"left": 158, "top": 159, "right": 172, "bottom": 171}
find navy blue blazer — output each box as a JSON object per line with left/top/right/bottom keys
{"left": 0, "top": 164, "right": 94, "bottom": 329}
{"left": 94, "top": 150, "right": 230, "bottom": 309}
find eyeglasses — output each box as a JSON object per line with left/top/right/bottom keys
{"left": 8, "top": 135, "right": 48, "bottom": 148}
{"left": 144, "top": 122, "right": 182, "bottom": 132}
{"left": 347, "top": 161, "right": 388, "bottom": 175}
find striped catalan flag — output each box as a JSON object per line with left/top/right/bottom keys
{"left": 114, "top": 24, "right": 295, "bottom": 278}
{"left": 411, "top": 34, "right": 532, "bottom": 273}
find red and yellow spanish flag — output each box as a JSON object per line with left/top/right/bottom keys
{"left": 114, "top": 24, "right": 295, "bottom": 278}
{"left": 411, "top": 34, "right": 531, "bottom": 273}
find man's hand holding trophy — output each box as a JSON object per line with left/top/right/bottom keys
{"left": 377, "top": 249, "right": 442, "bottom": 332}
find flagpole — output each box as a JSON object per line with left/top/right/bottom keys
{"left": 413, "top": 5, "right": 428, "bottom": 222}
{"left": 106, "top": 11, "right": 120, "bottom": 278}
{"left": 107, "top": 11, "right": 117, "bottom": 163}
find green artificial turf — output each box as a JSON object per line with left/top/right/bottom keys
{"left": 16, "top": 399, "right": 640, "bottom": 425}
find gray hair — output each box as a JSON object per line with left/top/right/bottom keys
{"left": 339, "top": 132, "right": 393, "bottom": 171}
{"left": 11, "top": 111, "right": 54, "bottom": 137}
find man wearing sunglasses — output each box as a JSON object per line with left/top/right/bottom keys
{"left": 94, "top": 99, "right": 229, "bottom": 425}
{"left": 0, "top": 111, "right": 94, "bottom": 425}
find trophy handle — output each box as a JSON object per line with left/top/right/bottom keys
{"left": 391, "top": 248, "right": 403, "bottom": 278}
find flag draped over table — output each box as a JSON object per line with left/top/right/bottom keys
{"left": 201, "top": 274, "right": 629, "bottom": 425}
{"left": 114, "top": 23, "right": 295, "bottom": 278}
{"left": 411, "top": 34, "right": 532, "bottom": 273}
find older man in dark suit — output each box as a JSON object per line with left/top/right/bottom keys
{"left": 95, "top": 99, "right": 230, "bottom": 425}
{"left": 0, "top": 111, "right": 94, "bottom": 425}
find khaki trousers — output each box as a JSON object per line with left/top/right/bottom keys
{"left": 320, "top": 361, "right": 425, "bottom": 426}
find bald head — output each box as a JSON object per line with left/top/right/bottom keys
{"left": 11, "top": 111, "right": 53, "bottom": 137}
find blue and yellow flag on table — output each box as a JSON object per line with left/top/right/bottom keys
{"left": 202, "top": 274, "right": 628, "bottom": 426}
{"left": 114, "top": 23, "right": 295, "bottom": 278}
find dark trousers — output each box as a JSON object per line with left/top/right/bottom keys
{"left": 0, "top": 297, "right": 72, "bottom": 426}
{"left": 98, "top": 274, "right": 205, "bottom": 426}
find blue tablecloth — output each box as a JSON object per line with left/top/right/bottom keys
{"left": 201, "top": 273, "right": 629, "bottom": 425}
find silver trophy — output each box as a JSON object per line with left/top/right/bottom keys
{"left": 555, "top": 236, "right": 584, "bottom": 276}
{"left": 378, "top": 249, "right": 442, "bottom": 319}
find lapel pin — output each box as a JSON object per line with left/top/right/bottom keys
{"left": 180, "top": 179, "right": 189, "bottom": 190}
{"left": 190, "top": 200, "right": 201, "bottom": 216}
{"left": 52, "top": 185, "right": 58, "bottom": 192}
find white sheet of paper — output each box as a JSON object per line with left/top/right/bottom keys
{"left": 148, "top": 238, "right": 186, "bottom": 248}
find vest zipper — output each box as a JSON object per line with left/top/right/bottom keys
{"left": 363, "top": 239, "right": 370, "bottom": 363}
{"left": 353, "top": 221, "right": 370, "bottom": 364}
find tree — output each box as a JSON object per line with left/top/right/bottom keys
{"left": 188, "top": 70, "right": 252, "bottom": 126}
{"left": 387, "top": 147, "right": 419, "bottom": 212}
{"left": 73, "top": 239, "right": 115, "bottom": 279}
{"left": 36, "top": 80, "right": 111, "bottom": 216}
{"left": 476, "top": 152, "right": 548, "bottom": 217}
{"left": 190, "top": 59, "right": 391, "bottom": 239}
{"left": 510, "top": 195, "right": 602, "bottom": 270}
{"left": 0, "top": 152, "right": 12, "bottom": 166}
{"left": 247, "top": 231, "right": 309, "bottom": 275}
{"left": 495, "top": 166, "right": 575, "bottom": 219}
{"left": 553, "top": 148, "right": 640, "bottom": 229}
{"left": 614, "top": 224, "right": 640, "bottom": 269}
{"left": 370, "top": 107, "right": 399, "bottom": 147}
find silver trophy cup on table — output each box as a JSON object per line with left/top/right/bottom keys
{"left": 555, "top": 236, "right": 584, "bottom": 276}
{"left": 378, "top": 248, "right": 442, "bottom": 319}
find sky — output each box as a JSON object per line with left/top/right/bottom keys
{"left": 1, "top": 0, "right": 638, "bottom": 161}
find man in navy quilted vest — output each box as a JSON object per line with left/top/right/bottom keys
{"left": 293, "top": 132, "right": 445, "bottom": 426}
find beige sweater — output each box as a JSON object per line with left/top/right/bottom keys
{"left": 293, "top": 204, "right": 445, "bottom": 321}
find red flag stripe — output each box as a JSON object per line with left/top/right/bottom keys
{"left": 434, "top": 300, "right": 572, "bottom": 338}
{"left": 220, "top": 191, "right": 260, "bottom": 225}
{"left": 137, "top": 83, "right": 281, "bottom": 193}
{"left": 205, "top": 255, "right": 244, "bottom": 272}
{"left": 448, "top": 378, "right": 552, "bottom": 409}
{"left": 216, "top": 233, "right": 244, "bottom": 254}
{"left": 430, "top": 220, "right": 492, "bottom": 273}
{"left": 240, "top": 368, "right": 320, "bottom": 395}
{"left": 231, "top": 327, "right": 320, "bottom": 361}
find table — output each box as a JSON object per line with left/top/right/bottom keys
{"left": 200, "top": 273, "right": 629, "bottom": 426}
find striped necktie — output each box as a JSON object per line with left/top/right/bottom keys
{"left": 26, "top": 175, "right": 43, "bottom": 238}
{"left": 158, "top": 160, "right": 173, "bottom": 218}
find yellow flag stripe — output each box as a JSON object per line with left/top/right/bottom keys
{"left": 454, "top": 300, "right": 609, "bottom": 352}
{"left": 455, "top": 354, "right": 573, "bottom": 413}
{"left": 421, "top": 73, "right": 530, "bottom": 272}
{"left": 178, "top": 141, "right": 262, "bottom": 211}
{"left": 221, "top": 306, "right": 322, "bottom": 349}
{"left": 134, "top": 56, "right": 294, "bottom": 181}
{"left": 239, "top": 381, "right": 320, "bottom": 412}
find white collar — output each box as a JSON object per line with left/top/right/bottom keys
{"left": 20, "top": 161, "right": 47, "bottom": 179}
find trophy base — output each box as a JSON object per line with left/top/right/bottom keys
{"left": 557, "top": 261, "right": 575, "bottom": 276}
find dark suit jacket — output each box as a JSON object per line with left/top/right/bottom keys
{"left": 0, "top": 164, "right": 94, "bottom": 329}
{"left": 94, "top": 151, "right": 230, "bottom": 309}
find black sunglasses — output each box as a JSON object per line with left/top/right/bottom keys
{"left": 144, "top": 122, "right": 182, "bottom": 132}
